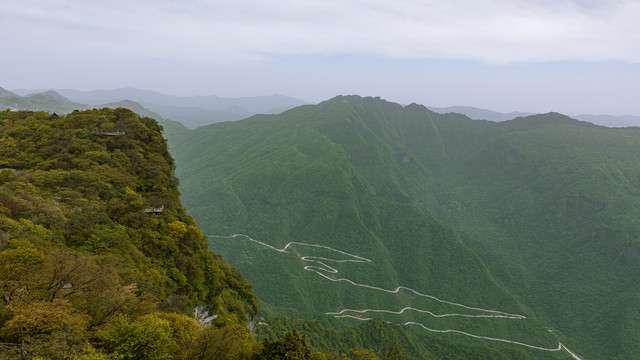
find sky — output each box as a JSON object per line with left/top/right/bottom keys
{"left": 2, "top": 0, "right": 640, "bottom": 115}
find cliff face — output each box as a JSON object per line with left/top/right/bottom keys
{"left": 0, "top": 109, "right": 256, "bottom": 357}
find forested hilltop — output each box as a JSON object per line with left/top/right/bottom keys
{"left": 0, "top": 108, "right": 422, "bottom": 360}
{"left": 166, "top": 96, "right": 640, "bottom": 360}
{"left": 0, "top": 109, "right": 262, "bottom": 358}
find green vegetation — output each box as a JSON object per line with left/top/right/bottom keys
{"left": 0, "top": 108, "right": 396, "bottom": 359}
{"left": 0, "top": 87, "right": 16, "bottom": 98}
{"left": 256, "top": 315, "right": 549, "bottom": 360}
{"left": 0, "top": 93, "right": 88, "bottom": 114}
{"left": 165, "top": 96, "right": 640, "bottom": 359}
{"left": 0, "top": 109, "right": 257, "bottom": 358}
{"left": 0, "top": 91, "right": 190, "bottom": 153}
{"left": 8, "top": 94, "right": 635, "bottom": 358}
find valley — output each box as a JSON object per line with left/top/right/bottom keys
{"left": 211, "top": 233, "right": 582, "bottom": 358}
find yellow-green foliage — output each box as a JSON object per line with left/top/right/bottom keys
{"left": 0, "top": 109, "right": 257, "bottom": 358}
{"left": 96, "top": 313, "right": 203, "bottom": 360}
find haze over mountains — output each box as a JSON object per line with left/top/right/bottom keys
{"left": 428, "top": 105, "right": 640, "bottom": 128}
{"left": 4, "top": 86, "right": 640, "bottom": 128}
{"left": 427, "top": 106, "right": 536, "bottom": 122}
{"left": 5, "top": 87, "right": 306, "bottom": 129}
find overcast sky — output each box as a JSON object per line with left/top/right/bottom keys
{"left": 2, "top": 0, "right": 640, "bottom": 115}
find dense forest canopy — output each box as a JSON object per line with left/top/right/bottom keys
{"left": 164, "top": 96, "right": 640, "bottom": 360}
{"left": 0, "top": 106, "right": 572, "bottom": 360}
{"left": 0, "top": 109, "right": 258, "bottom": 358}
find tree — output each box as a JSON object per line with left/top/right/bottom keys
{"left": 0, "top": 239, "right": 45, "bottom": 305}
{"left": 186, "top": 323, "right": 257, "bottom": 360}
{"left": 38, "top": 249, "right": 99, "bottom": 302}
{"left": 96, "top": 314, "right": 173, "bottom": 360}
{"left": 96, "top": 312, "right": 204, "bottom": 360}
{"left": 349, "top": 348, "right": 379, "bottom": 360}
{"left": 257, "top": 329, "right": 312, "bottom": 360}
{"left": 379, "top": 339, "right": 408, "bottom": 360}
{"left": 1, "top": 299, "right": 89, "bottom": 358}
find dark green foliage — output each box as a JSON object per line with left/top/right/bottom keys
{"left": 257, "top": 329, "right": 312, "bottom": 360}
{"left": 256, "top": 316, "right": 543, "bottom": 360}
{"left": 165, "top": 96, "right": 640, "bottom": 359}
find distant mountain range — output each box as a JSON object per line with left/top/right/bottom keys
{"left": 0, "top": 90, "right": 88, "bottom": 114}
{"left": 428, "top": 104, "right": 640, "bottom": 128}
{"left": 572, "top": 113, "right": 640, "bottom": 128}
{"left": 3, "top": 86, "right": 639, "bottom": 128}
{"left": 7, "top": 87, "right": 306, "bottom": 128}
{"left": 428, "top": 105, "right": 536, "bottom": 121}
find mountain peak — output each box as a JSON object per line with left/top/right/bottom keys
{"left": 0, "top": 86, "right": 17, "bottom": 98}
{"left": 31, "top": 90, "right": 71, "bottom": 102}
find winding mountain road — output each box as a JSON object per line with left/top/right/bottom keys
{"left": 210, "top": 233, "right": 583, "bottom": 359}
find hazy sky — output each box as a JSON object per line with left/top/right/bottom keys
{"left": 2, "top": 0, "right": 640, "bottom": 115}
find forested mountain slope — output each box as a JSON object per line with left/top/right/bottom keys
{"left": 0, "top": 109, "right": 256, "bottom": 358}
{"left": 0, "top": 92, "right": 88, "bottom": 114}
{"left": 168, "top": 96, "right": 640, "bottom": 360}
{"left": 0, "top": 87, "right": 17, "bottom": 98}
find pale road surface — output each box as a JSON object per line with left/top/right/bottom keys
{"left": 210, "top": 234, "right": 583, "bottom": 360}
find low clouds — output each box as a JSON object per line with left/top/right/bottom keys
{"left": 3, "top": 0, "right": 640, "bottom": 63}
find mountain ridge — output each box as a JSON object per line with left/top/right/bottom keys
{"left": 6, "top": 86, "right": 640, "bottom": 128}
{"left": 166, "top": 95, "right": 640, "bottom": 359}
{"left": 7, "top": 87, "right": 307, "bottom": 128}
{"left": 167, "top": 96, "right": 583, "bottom": 358}
{"left": 428, "top": 103, "right": 640, "bottom": 127}
{"left": 428, "top": 105, "right": 535, "bottom": 121}
{"left": 0, "top": 108, "right": 257, "bottom": 358}
{"left": 0, "top": 86, "right": 17, "bottom": 98}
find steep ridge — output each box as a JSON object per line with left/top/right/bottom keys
{"left": 324, "top": 98, "right": 640, "bottom": 359}
{"left": 0, "top": 109, "right": 257, "bottom": 358}
{"left": 170, "top": 96, "right": 640, "bottom": 359}
{"left": 321, "top": 97, "right": 640, "bottom": 359}
{"left": 170, "top": 98, "right": 573, "bottom": 358}
{"left": 436, "top": 119, "right": 640, "bottom": 359}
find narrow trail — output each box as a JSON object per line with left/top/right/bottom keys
{"left": 209, "top": 233, "right": 583, "bottom": 359}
